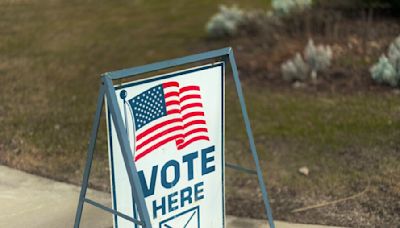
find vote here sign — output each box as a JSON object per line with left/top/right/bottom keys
{"left": 106, "top": 63, "right": 225, "bottom": 228}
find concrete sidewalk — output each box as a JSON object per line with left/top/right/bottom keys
{"left": 0, "top": 165, "right": 341, "bottom": 228}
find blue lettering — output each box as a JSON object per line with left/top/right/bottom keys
{"left": 201, "top": 146, "right": 215, "bottom": 175}
{"left": 138, "top": 165, "right": 158, "bottom": 197}
{"left": 168, "top": 191, "right": 179, "bottom": 212}
{"left": 180, "top": 186, "right": 193, "bottom": 207}
{"left": 182, "top": 151, "right": 198, "bottom": 181}
{"left": 194, "top": 181, "right": 205, "bottom": 201}
{"left": 152, "top": 182, "right": 204, "bottom": 217}
{"left": 152, "top": 197, "right": 166, "bottom": 219}
{"left": 161, "top": 160, "right": 180, "bottom": 189}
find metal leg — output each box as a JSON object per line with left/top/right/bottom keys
{"left": 74, "top": 85, "right": 105, "bottom": 228}
{"left": 228, "top": 50, "right": 275, "bottom": 228}
{"left": 103, "top": 76, "right": 152, "bottom": 228}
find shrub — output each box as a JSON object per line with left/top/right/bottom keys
{"left": 370, "top": 35, "right": 400, "bottom": 87}
{"left": 370, "top": 55, "right": 398, "bottom": 86}
{"left": 281, "top": 39, "right": 333, "bottom": 82}
{"left": 206, "top": 5, "right": 244, "bottom": 38}
{"left": 272, "top": 0, "right": 313, "bottom": 15}
{"left": 304, "top": 39, "right": 333, "bottom": 80}
{"left": 282, "top": 53, "right": 310, "bottom": 81}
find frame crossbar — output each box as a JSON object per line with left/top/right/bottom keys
{"left": 84, "top": 198, "right": 143, "bottom": 225}
{"left": 226, "top": 162, "right": 257, "bottom": 175}
{"left": 104, "top": 48, "right": 231, "bottom": 79}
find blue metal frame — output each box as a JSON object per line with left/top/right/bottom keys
{"left": 74, "top": 47, "right": 275, "bottom": 228}
{"left": 74, "top": 85, "right": 105, "bottom": 227}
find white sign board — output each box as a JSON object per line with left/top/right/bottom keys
{"left": 106, "top": 63, "right": 225, "bottom": 227}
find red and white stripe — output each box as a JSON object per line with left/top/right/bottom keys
{"left": 177, "top": 85, "right": 209, "bottom": 150}
{"left": 134, "top": 81, "right": 209, "bottom": 161}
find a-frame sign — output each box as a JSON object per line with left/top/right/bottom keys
{"left": 74, "top": 47, "right": 275, "bottom": 228}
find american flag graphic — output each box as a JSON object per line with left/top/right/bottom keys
{"left": 128, "top": 81, "right": 209, "bottom": 161}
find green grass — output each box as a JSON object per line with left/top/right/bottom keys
{"left": 225, "top": 83, "right": 400, "bottom": 192}
{"left": 0, "top": 0, "right": 268, "bottom": 184}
